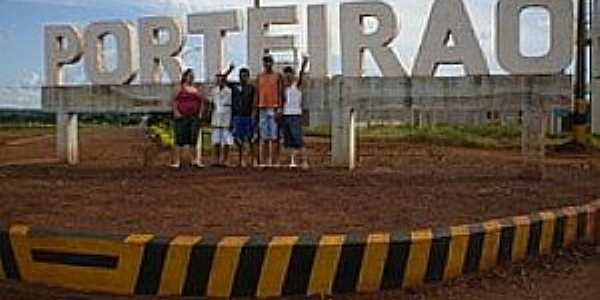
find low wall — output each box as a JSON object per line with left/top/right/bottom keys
{"left": 42, "top": 75, "right": 572, "bottom": 127}
{"left": 1, "top": 199, "right": 598, "bottom": 298}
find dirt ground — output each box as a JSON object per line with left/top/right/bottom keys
{"left": 1, "top": 127, "right": 600, "bottom": 236}
{"left": 1, "top": 127, "right": 600, "bottom": 299}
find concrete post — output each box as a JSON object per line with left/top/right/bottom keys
{"left": 56, "top": 112, "right": 79, "bottom": 165}
{"left": 45, "top": 25, "right": 82, "bottom": 165}
{"left": 521, "top": 79, "right": 546, "bottom": 180}
{"left": 331, "top": 78, "right": 356, "bottom": 169}
{"left": 348, "top": 109, "right": 357, "bottom": 171}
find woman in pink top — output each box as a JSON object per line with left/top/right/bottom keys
{"left": 172, "top": 69, "right": 206, "bottom": 168}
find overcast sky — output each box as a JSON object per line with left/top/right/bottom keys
{"left": 0, "top": 0, "right": 575, "bottom": 108}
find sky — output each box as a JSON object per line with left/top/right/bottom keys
{"left": 0, "top": 0, "right": 575, "bottom": 109}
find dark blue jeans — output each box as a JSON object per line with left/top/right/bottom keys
{"left": 282, "top": 115, "right": 304, "bottom": 149}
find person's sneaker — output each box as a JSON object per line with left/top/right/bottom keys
{"left": 289, "top": 163, "right": 298, "bottom": 169}
{"left": 169, "top": 163, "right": 181, "bottom": 169}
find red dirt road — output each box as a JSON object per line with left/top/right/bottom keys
{"left": 1, "top": 128, "right": 600, "bottom": 236}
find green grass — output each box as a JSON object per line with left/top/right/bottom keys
{"left": 362, "top": 125, "right": 521, "bottom": 148}
{"left": 590, "top": 134, "right": 600, "bottom": 149}
{"left": 0, "top": 123, "right": 55, "bottom": 129}
{"left": 304, "top": 125, "right": 330, "bottom": 137}
{"left": 305, "top": 124, "right": 522, "bottom": 149}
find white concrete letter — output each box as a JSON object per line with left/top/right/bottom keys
{"left": 139, "top": 17, "right": 184, "bottom": 84}
{"left": 44, "top": 25, "right": 83, "bottom": 86}
{"left": 84, "top": 21, "right": 138, "bottom": 85}
{"left": 188, "top": 11, "right": 240, "bottom": 80}
{"left": 496, "top": 0, "right": 573, "bottom": 74}
{"left": 307, "top": 5, "right": 329, "bottom": 78}
{"left": 413, "top": 0, "right": 489, "bottom": 76}
{"left": 248, "top": 6, "right": 298, "bottom": 75}
{"left": 340, "top": 2, "right": 407, "bottom": 77}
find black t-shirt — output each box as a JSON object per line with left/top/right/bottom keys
{"left": 228, "top": 82, "right": 256, "bottom": 117}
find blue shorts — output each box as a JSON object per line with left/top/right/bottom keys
{"left": 282, "top": 115, "right": 304, "bottom": 149}
{"left": 259, "top": 108, "right": 278, "bottom": 141}
{"left": 233, "top": 116, "right": 254, "bottom": 143}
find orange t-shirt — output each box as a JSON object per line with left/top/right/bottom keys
{"left": 257, "top": 72, "right": 281, "bottom": 108}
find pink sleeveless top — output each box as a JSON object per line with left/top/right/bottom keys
{"left": 175, "top": 89, "right": 202, "bottom": 117}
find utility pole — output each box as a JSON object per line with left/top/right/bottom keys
{"left": 574, "top": 0, "right": 589, "bottom": 144}
{"left": 575, "top": 0, "right": 586, "bottom": 100}
{"left": 593, "top": 0, "right": 600, "bottom": 135}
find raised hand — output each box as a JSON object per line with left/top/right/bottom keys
{"left": 222, "top": 63, "right": 236, "bottom": 78}
{"left": 301, "top": 55, "right": 309, "bottom": 69}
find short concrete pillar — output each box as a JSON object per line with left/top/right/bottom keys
{"left": 331, "top": 81, "right": 356, "bottom": 169}
{"left": 56, "top": 112, "right": 79, "bottom": 165}
{"left": 331, "top": 106, "right": 356, "bottom": 169}
{"left": 521, "top": 93, "right": 546, "bottom": 180}
{"left": 348, "top": 109, "right": 357, "bottom": 171}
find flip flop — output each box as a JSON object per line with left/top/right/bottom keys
{"left": 192, "top": 162, "right": 205, "bottom": 168}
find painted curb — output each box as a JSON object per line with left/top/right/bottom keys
{"left": 0, "top": 200, "right": 598, "bottom": 298}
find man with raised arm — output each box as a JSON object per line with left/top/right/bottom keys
{"left": 282, "top": 56, "right": 309, "bottom": 169}
{"left": 222, "top": 64, "right": 257, "bottom": 167}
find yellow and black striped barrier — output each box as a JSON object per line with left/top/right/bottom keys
{"left": 1, "top": 200, "right": 599, "bottom": 298}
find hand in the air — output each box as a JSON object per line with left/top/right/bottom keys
{"left": 301, "top": 55, "right": 309, "bottom": 68}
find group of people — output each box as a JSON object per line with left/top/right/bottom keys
{"left": 170, "top": 55, "right": 309, "bottom": 170}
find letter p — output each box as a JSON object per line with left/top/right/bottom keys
{"left": 44, "top": 25, "right": 83, "bottom": 86}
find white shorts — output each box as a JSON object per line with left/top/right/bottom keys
{"left": 211, "top": 128, "right": 234, "bottom": 146}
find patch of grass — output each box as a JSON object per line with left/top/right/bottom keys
{"left": 0, "top": 123, "right": 55, "bottom": 129}
{"left": 304, "top": 124, "right": 523, "bottom": 149}
{"left": 360, "top": 124, "right": 522, "bottom": 149}
{"left": 304, "top": 125, "right": 330, "bottom": 137}
{"left": 590, "top": 134, "right": 600, "bottom": 149}
{"left": 152, "top": 122, "right": 525, "bottom": 150}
